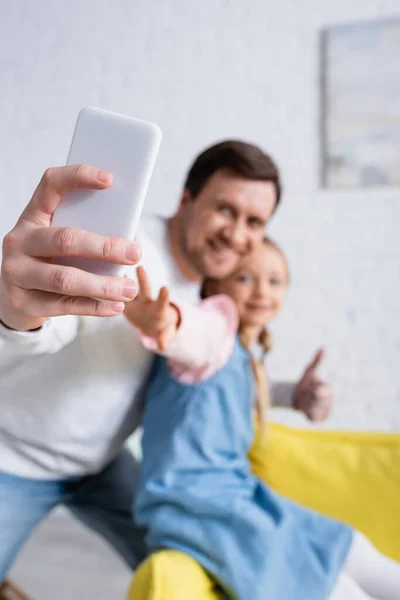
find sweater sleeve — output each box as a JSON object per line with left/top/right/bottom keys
{"left": 0, "top": 315, "right": 80, "bottom": 355}
{"left": 269, "top": 380, "right": 295, "bottom": 408}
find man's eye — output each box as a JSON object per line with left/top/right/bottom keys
{"left": 217, "top": 205, "right": 233, "bottom": 215}
{"left": 248, "top": 219, "right": 264, "bottom": 229}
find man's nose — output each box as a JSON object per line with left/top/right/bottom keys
{"left": 229, "top": 221, "right": 248, "bottom": 248}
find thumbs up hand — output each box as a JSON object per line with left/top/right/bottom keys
{"left": 294, "top": 348, "right": 334, "bottom": 422}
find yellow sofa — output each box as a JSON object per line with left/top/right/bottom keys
{"left": 129, "top": 423, "right": 400, "bottom": 599}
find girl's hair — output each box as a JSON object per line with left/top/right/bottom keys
{"left": 202, "top": 236, "right": 289, "bottom": 431}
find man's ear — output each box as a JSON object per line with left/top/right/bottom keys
{"left": 178, "top": 188, "right": 193, "bottom": 210}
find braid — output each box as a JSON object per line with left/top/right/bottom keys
{"left": 240, "top": 328, "right": 273, "bottom": 435}
{"left": 258, "top": 328, "right": 273, "bottom": 357}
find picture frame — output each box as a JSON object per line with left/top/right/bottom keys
{"left": 321, "top": 18, "right": 400, "bottom": 188}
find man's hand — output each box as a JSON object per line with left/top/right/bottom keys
{"left": 294, "top": 348, "right": 334, "bottom": 422}
{"left": 124, "top": 267, "right": 179, "bottom": 351}
{"left": 0, "top": 165, "right": 141, "bottom": 331}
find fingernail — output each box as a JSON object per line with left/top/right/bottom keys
{"left": 96, "top": 169, "right": 112, "bottom": 183}
{"left": 126, "top": 244, "right": 141, "bottom": 262}
{"left": 123, "top": 281, "right": 137, "bottom": 299}
{"left": 111, "top": 302, "right": 125, "bottom": 313}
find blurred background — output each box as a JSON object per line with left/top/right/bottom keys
{"left": 0, "top": 0, "right": 399, "bottom": 597}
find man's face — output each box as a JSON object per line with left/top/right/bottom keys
{"left": 179, "top": 169, "right": 277, "bottom": 279}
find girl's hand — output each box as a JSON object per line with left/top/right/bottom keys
{"left": 124, "top": 267, "right": 180, "bottom": 351}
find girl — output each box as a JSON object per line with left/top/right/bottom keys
{"left": 127, "top": 238, "right": 400, "bottom": 600}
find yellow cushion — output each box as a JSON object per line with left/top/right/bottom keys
{"left": 249, "top": 422, "right": 400, "bottom": 562}
{"left": 128, "top": 549, "right": 223, "bottom": 600}
{"left": 128, "top": 424, "right": 400, "bottom": 599}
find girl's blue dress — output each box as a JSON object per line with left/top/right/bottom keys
{"left": 136, "top": 338, "right": 352, "bottom": 600}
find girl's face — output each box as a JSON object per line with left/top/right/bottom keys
{"left": 210, "top": 243, "right": 288, "bottom": 328}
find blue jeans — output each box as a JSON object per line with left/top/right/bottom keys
{"left": 0, "top": 449, "right": 147, "bottom": 581}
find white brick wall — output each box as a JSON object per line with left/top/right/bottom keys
{"left": 1, "top": 0, "right": 399, "bottom": 430}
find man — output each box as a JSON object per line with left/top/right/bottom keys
{"left": 0, "top": 141, "right": 333, "bottom": 586}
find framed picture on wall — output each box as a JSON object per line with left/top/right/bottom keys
{"left": 321, "top": 18, "right": 400, "bottom": 188}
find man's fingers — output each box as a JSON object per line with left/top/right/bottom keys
{"left": 313, "top": 382, "right": 334, "bottom": 400}
{"left": 306, "top": 383, "right": 334, "bottom": 422}
{"left": 19, "top": 261, "right": 137, "bottom": 302}
{"left": 137, "top": 267, "right": 152, "bottom": 299}
{"left": 24, "top": 227, "right": 141, "bottom": 265}
{"left": 308, "top": 396, "right": 333, "bottom": 419}
{"left": 303, "top": 347, "right": 325, "bottom": 377}
{"left": 23, "top": 290, "right": 125, "bottom": 318}
{"left": 307, "top": 406, "right": 331, "bottom": 422}
{"left": 20, "top": 165, "right": 113, "bottom": 225}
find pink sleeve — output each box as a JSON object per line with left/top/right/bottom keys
{"left": 141, "top": 294, "right": 238, "bottom": 383}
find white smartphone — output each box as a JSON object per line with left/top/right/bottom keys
{"left": 52, "top": 106, "right": 162, "bottom": 277}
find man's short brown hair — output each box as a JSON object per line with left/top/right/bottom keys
{"left": 184, "top": 140, "right": 281, "bottom": 209}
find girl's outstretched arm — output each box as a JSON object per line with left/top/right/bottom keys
{"left": 127, "top": 268, "right": 238, "bottom": 382}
